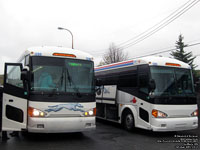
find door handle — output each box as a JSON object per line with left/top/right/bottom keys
{"left": 9, "top": 99, "right": 13, "bottom": 102}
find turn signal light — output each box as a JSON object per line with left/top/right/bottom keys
{"left": 191, "top": 109, "right": 198, "bottom": 117}
{"left": 28, "top": 107, "right": 46, "bottom": 117}
{"left": 152, "top": 109, "right": 168, "bottom": 118}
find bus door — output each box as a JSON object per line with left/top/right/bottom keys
{"left": 2, "top": 63, "right": 27, "bottom": 131}
{"left": 136, "top": 97, "right": 151, "bottom": 130}
{"left": 0, "top": 86, "right": 3, "bottom": 132}
{"left": 137, "top": 65, "right": 151, "bottom": 130}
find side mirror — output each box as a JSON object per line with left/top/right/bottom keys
{"left": 149, "top": 79, "right": 156, "bottom": 91}
{"left": 21, "top": 69, "right": 29, "bottom": 81}
{"left": 96, "top": 86, "right": 102, "bottom": 95}
{"left": 95, "top": 78, "right": 102, "bottom": 86}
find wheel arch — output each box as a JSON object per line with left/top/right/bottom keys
{"left": 120, "top": 105, "right": 137, "bottom": 126}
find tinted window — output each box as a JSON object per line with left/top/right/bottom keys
{"left": 31, "top": 56, "right": 94, "bottom": 94}
{"left": 138, "top": 65, "right": 150, "bottom": 94}
{"left": 118, "top": 74, "right": 137, "bottom": 88}
{"left": 6, "top": 65, "right": 23, "bottom": 88}
{"left": 150, "top": 66, "right": 194, "bottom": 96}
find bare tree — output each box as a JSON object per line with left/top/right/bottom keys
{"left": 99, "top": 43, "right": 128, "bottom": 66}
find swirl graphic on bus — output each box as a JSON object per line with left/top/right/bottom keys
{"left": 45, "top": 103, "right": 84, "bottom": 113}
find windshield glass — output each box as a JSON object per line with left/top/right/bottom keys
{"left": 31, "top": 56, "right": 94, "bottom": 94}
{"left": 150, "top": 66, "right": 194, "bottom": 96}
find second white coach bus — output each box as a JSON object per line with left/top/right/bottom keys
{"left": 0, "top": 46, "right": 96, "bottom": 136}
{"left": 95, "top": 56, "right": 198, "bottom": 132}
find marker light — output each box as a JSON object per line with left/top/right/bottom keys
{"left": 28, "top": 107, "right": 46, "bottom": 117}
{"left": 84, "top": 108, "right": 96, "bottom": 117}
{"left": 191, "top": 109, "right": 198, "bottom": 117}
{"left": 165, "top": 63, "right": 181, "bottom": 67}
{"left": 53, "top": 53, "right": 76, "bottom": 58}
{"left": 152, "top": 109, "right": 168, "bottom": 118}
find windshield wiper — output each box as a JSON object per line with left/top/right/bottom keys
{"left": 66, "top": 67, "right": 81, "bottom": 97}
{"left": 66, "top": 67, "right": 72, "bottom": 86}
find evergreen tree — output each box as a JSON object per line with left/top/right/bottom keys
{"left": 170, "top": 34, "right": 197, "bottom": 70}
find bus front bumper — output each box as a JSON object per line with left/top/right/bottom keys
{"left": 150, "top": 117, "right": 198, "bottom": 132}
{"left": 27, "top": 117, "right": 96, "bottom": 133}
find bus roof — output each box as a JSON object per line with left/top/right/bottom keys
{"left": 95, "top": 56, "right": 191, "bottom": 72}
{"left": 18, "top": 46, "right": 93, "bottom": 62}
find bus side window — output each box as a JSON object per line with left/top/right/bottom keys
{"left": 118, "top": 74, "right": 137, "bottom": 88}
{"left": 101, "top": 76, "right": 118, "bottom": 86}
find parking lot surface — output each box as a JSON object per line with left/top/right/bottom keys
{"left": 0, "top": 119, "right": 199, "bottom": 150}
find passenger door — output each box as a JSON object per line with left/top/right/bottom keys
{"left": 137, "top": 65, "right": 151, "bottom": 130}
{"left": 0, "top": 86, "right": 3, "bottom": 132}
{"left": 2, "top": 63, "right": 27, "bottom": 131}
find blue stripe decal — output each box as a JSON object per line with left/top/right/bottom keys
{"left": 95, "top": 62, "right": 133, "bottom": 72}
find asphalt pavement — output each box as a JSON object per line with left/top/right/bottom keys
{"left": 0, "top": 94, "right": 199, "bottom": 150}
{"left": 0, "top": 118, "right": 199, "bottom": 150}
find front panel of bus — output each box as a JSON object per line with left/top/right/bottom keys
{"left": 148, "top": 66, "right": 198, "bottom": 131}
{"left": 27, "top": 56, "right": 96, "bottom": 133}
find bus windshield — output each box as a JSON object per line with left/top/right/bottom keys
{"left": 150, "top": 66, "right": 194, "bottom": 96}
{"left": 31, "top": 56, "right": 94, "bottom": 94}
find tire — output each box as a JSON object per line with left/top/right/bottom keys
{"left": 2, "top": 131, "right": 9, "bottom": 141}
{"left": 123, "top": 111, "right": 135, "bottom": 131}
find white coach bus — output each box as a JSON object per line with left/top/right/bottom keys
{"left": 0, "top": 46, "right": 96, "bottom": 136}
{"left": 95, "top": 56, "right": 198, "bottom": 132}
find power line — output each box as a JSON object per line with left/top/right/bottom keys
{"left": 117, "top": 0, "right": 195, "bottom": 47}
{"left": 129, "top": 41, "right": 200, "bottom": 59}
{"left": 119, "top": 0, "right": 200, "bottom": 50}
{"left": 187, "top": 42, "right": 200, "bottom": 47}
{"left": 92, "top": 0, "right": 200, "bottom": 56}
{"left": 119, "top": 0, "right": 200, "bottom": 49}
{"left": 91, "top": 40, "right": 200, "bottom": 58}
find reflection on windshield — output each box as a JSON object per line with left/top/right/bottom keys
{"left": 31, "top": 57, "right": 94, "bottom": 94}
{"left": 150, "top": 66, "right": 194, "bottom": 96}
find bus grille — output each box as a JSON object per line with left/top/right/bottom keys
{"left": 47, "top": 114, "right": 82, "bottom": 117}
{"left": 169, "top": 115, "right": 190, "bottom": 118}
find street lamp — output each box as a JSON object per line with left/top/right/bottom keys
{"left": 58, "top": 27, "right": 74, "bottom": 49}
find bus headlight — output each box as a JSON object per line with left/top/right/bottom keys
{"left": 28, "top": 107, "right": 46, "bottom": 117}
{"left": 84, "top": 108, "right": 96, "bottom": 117}
{"left": 191, "top": 109, "right": 198, "bottom": 117}
{"left": 152, "top": 109, "right": 168, "bottom": 118}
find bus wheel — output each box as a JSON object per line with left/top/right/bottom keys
{"left": 123, "top": 111, "right": 134, "bottom": 131}
{"left": 2, "top": 131, "right": 9, "bottom": 141}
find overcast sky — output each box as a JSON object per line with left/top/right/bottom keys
{"left": 0, "top": 0, "right": 200, "bottom": 74}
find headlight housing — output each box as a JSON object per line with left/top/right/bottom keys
{"left": 191, "top": 109, "right": 198, "bottom": 117}
{"left": 84, "top": 108, "right": 96, "bottom": 117}
{"left": 28, "top": 107, "right": 46, "bottom": 117}
{"left": 152, "top": 109, "right": 168, "bottom": 118}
